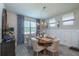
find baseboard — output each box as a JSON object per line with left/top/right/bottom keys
{"left": 60, "top": 43, "right": 70, "bottom": 47}
{"left": 69, "top": 46, "right": 79, "bottom": 52}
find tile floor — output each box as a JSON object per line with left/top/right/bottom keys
{"left": 15, "top": 44, "right": 79, "bottom": 56}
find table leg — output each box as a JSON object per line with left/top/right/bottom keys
{"left": 44, "top": 48, "right": 46, "bottom": 55}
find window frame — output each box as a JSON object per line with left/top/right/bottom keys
{"left": 49, "top": 18, "right": 57, "bottom": 27}
{"left": 62, "top": 12, "right": 75, "bottom": 26}
{"left": 24, "top": 21, "right": 30, "bottom": 34}
{"left": 30, "top": 21, "right": 36, "bottom": 34}
{"left": 24, "top": 20, "right": 36, "bottom": 34}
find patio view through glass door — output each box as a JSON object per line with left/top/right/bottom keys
{"left": 24, "top": 20, "right": 36, "bottom": 46}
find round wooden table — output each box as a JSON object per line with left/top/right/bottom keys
{"left": 38, "top": 38, "right": 53, "bottom": 55}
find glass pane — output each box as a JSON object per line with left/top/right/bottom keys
{"left": 31, "top": 22, "right": 36, "bottom": 27}
{"left": 24, "top": 21, "right": 30, "bottom": 27}
{"left": 24, "top": 27, "right": 30, "bottom": 34}
{"left": 62, "top": 13, "right": 74, "bottom": 21}
{"left": 49, "top": 24, "right": 56, "bottom": 27}
{"left": 24, "top": 21, "right": 36, "bottom": 34}
{"left": 31, "top": 27, "right": 36, "bottom": 33}
{"left": 31, "top": 21, "right": 36, "bottom": 33}
{"left": 24, "top": 21, "right": 30, "bottom": 34}
{"left": 49, "top": 18, "right": 56, "bottom": 23}
{"left": 63, "top": 21, "right": 74, "bottom": 25}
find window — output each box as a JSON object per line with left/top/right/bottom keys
{"left": 49, "top": 24, "right": 56, "bottom": 27}
{"left": 24, "top": 21, "right": 30, "bottom": 34}
{"left": 31, "top": 21, "right": 36, "bottom": 34}
{"left": 62, "top": 12, "right": 75, "bottom": 25}
{"left": 24, "top": 20, "right": 36, "bottom": 34}
{"left": 49, "top": 19, "right": 56, "bottom": 23}
{"left": 49, "top": 18, "right": 56, "bottom": 27}
{"left": 63, "top": 20, "right": 74, "bottom": 25}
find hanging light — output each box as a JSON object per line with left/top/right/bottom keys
{"left": 40, "top": 6, "right": 46, "bottom": 20}
{"left": 40, "top": 6, "right": 46, "bottom": 25}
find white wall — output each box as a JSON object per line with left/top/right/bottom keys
{"left": 46, "top": 29, "right": 79, "bottom": 47}
{"left": 0, "top": 3, "right": 5, "bottom": 42}
{"left": 46, "top": 8, "right": 79, "bottom": 48}
{"left": 7, "top": 11, "right": 17, "bottom": 45}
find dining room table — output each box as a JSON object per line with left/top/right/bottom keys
{"left": 37, "top": 37, "right": 53, "bottom": 55}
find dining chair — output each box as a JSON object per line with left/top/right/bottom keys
{"left": 47, "top": 39, "right": 59, "bottom": 56}
{"left": 31, "top": 38, "right": 45, "bottom": 56}
{"left": 25, "top": 35, "right": 30, "bottom": 46}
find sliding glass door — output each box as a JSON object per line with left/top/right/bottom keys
{"left": 24, "top": 20, "right": 36, "bottom": 46}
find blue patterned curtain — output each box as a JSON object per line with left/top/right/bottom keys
{"left": 17, "top": 15, "right": 24, "bottom": 45}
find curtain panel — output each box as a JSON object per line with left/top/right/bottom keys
{"left": 17, "top": 15, "right": 24, "bottom": 45}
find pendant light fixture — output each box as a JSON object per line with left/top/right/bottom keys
{"left": 40, "top": 6, "right": 47, "bottom": 33}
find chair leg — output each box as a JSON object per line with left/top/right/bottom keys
{"left": 48, "top": 51, "right": 52, "bottom": 56}
{"left": 36, "top": 52, "right": 39, "bottom": 56}
{"left": 33, "top": 51, "right": 38, "bottom": 56}
{"left": 49, "top": 52, "right": 53, "bottom": 56}
{"left": 52, "top": 52, "right": 56, "bottom": 56}
{"left": 51, "top": 52, "right": 53, "bottom": 56}
{"left": 53, "top": 52, "right": 58, "bottom": 56}
{"left": 33, "top": 51, "right": 35, "bottom": 56}
{"left": 53, "top": 52, "right": 55, "bottom": 56}
{"left": 48, "top": 51, "right": 59, "bottom": 56}
{"left": 36, "top": 52, "right": 37, "bottom": 56}
{"left": 56, "top": 52, "right": 59, "bottom": 56}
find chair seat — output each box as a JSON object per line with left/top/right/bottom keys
{"left": 34, "top": 46, "right": 45, "bottom": 52}
{"left": 47, "top": 48, "right": 58, "bottom": 53}
{"left": 47, "top": 46, "right": 58, "bottom": 52}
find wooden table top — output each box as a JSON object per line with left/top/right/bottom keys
{"left": 38, "top": 37, "right": 52, "bottom": 43}
{"left": 38, "top": 37, "right": 53, "bottom": 47}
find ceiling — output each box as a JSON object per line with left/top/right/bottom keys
{"left": 5, "top": 3, "right": 79, "bottom": 19}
